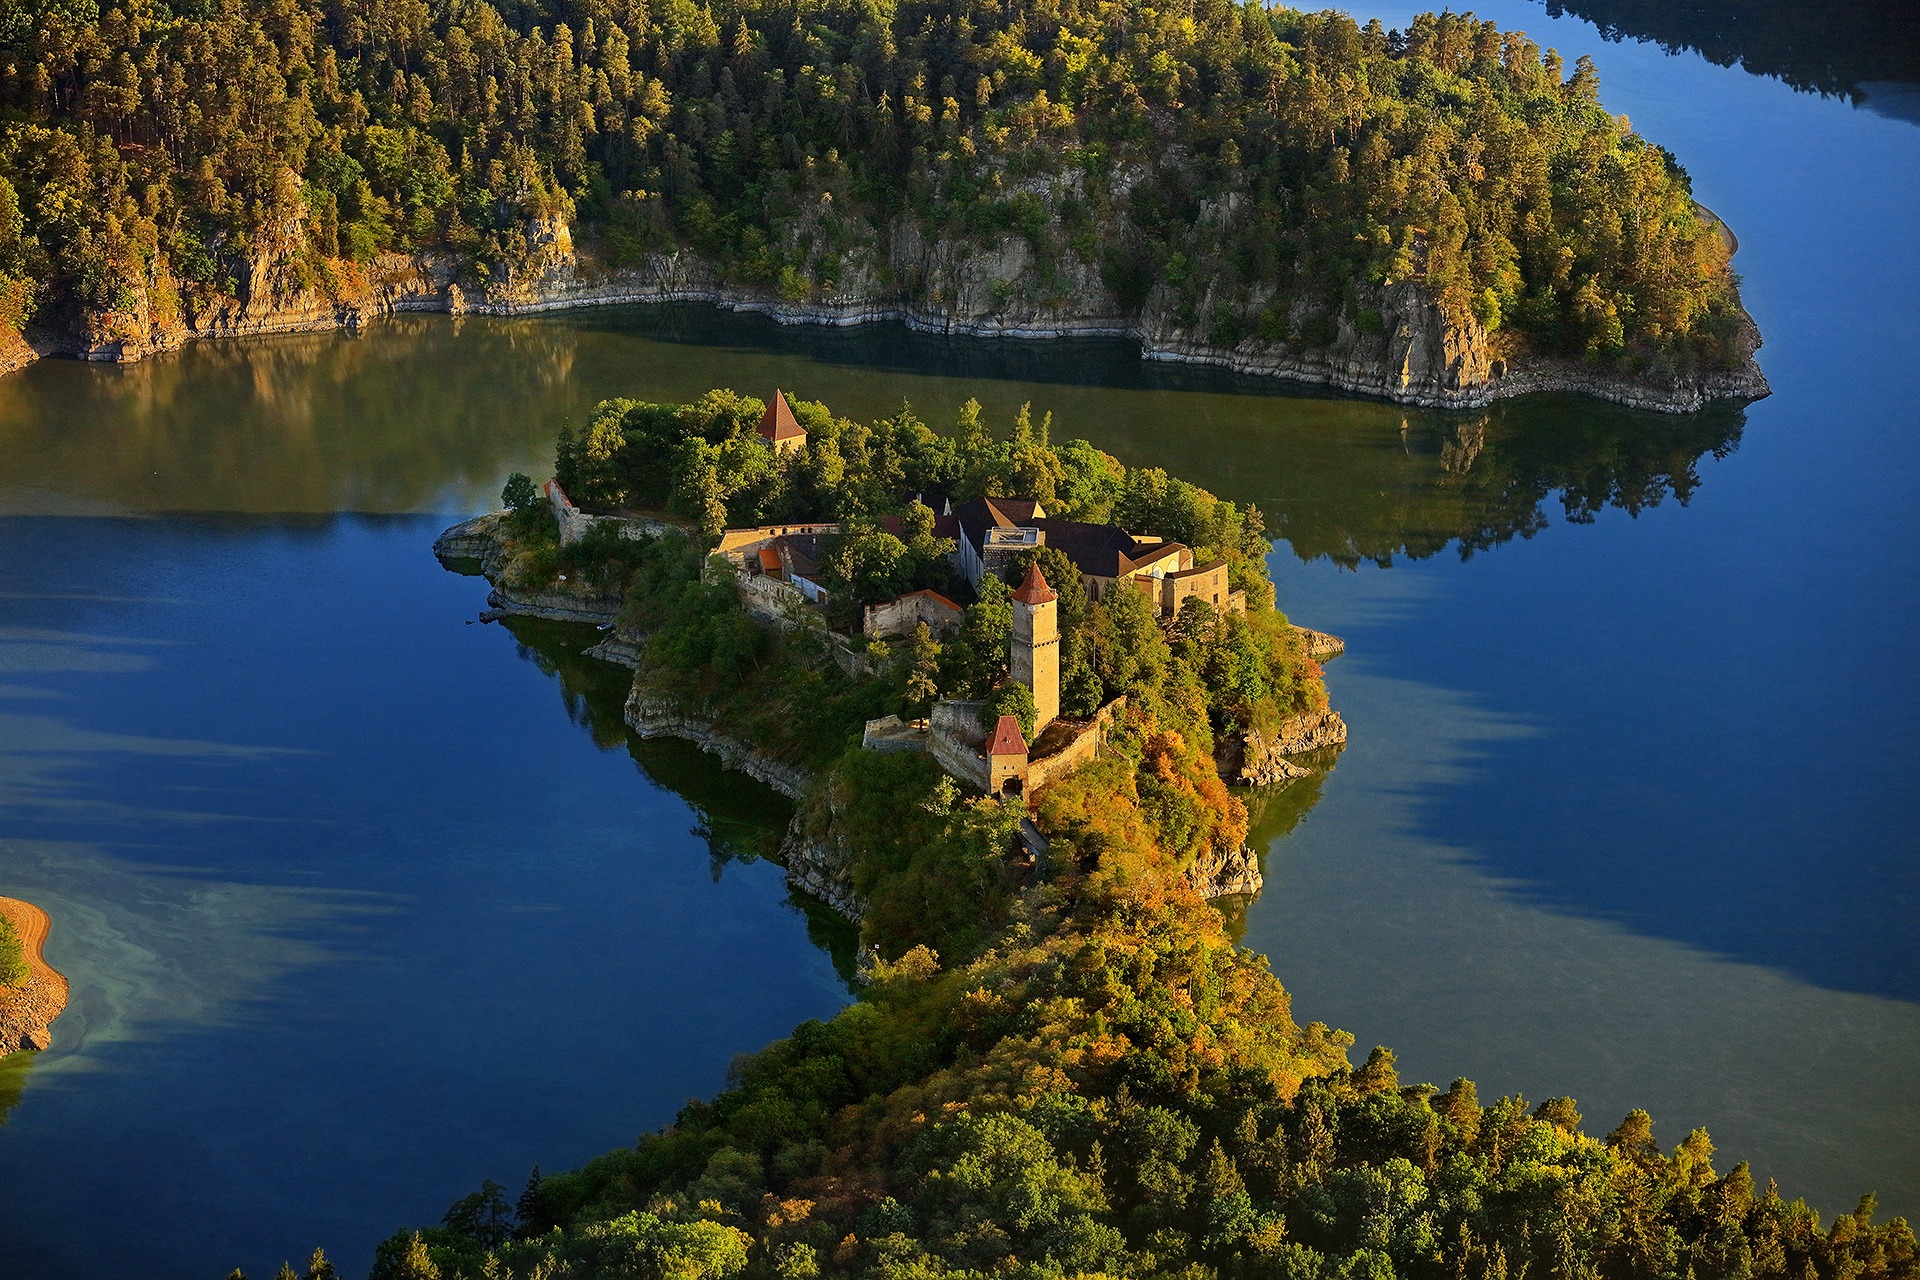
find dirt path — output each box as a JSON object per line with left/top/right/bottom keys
{"left": 0, "top": 897, "right": 70, "bottom": 1053}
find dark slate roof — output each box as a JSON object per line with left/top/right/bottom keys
{"left": 1030, "top": 518, "right": 1140, "bottom": 577}
{"left": 772, "top": 532, "right": 824, "bottom": 577}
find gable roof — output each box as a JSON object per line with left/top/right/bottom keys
{"left": 758, "top": 390, "right": 806, "bottom": 442}
{"left": 1012, "top": 564, "right": 1056, "bottom": 605}
{"left": 987, "top": 714, "right": 1029, "bottom": 757}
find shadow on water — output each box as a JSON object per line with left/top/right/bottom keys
{"left": 554, "top": 305, "right": 1356, "bottom": 402}
{"left": 496, "top": 615, "right": 862, "bottom": 982}
{"left": 1530, "top": 0, "right": 1920, "bottom": 123}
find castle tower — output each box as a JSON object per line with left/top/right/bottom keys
{"left": 757, "top": 389, "right": 807, "bottom": 456}
{"left": 1011, "top": 563, "right": 1060, "bottom": 733}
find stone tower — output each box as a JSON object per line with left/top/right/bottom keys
{"left": 1011, "top": 563, "right": 1060, "bottom": 733}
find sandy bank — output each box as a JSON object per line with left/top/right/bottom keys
{"left": 0, "top": 897, "right": 70, "bottom": 1054}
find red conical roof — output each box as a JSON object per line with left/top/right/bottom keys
{"left": 1011, "top": 563, "right": 1056, "bottom": 605}
{"left": 987, "top": 714, "right": 1029, "bottom": 757}
{"left": 758, "top": 389, "right": 806, "bottom": 441}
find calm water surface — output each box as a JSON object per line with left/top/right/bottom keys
{"left": 0, "top": 3, "right": 1915, "bottom": 1274}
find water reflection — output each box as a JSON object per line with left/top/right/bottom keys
{"left": 1238, "top": 597, "right": 1920, "bottom": 1218}
{"left": 1533, "top": 0, "right": 1920, "bottom": 120}
{"left": 0, "top": 513, "right": 851, "bottom": 1279}
{"left": 493, "top": 614, "right": 863, "bottom": 977}
{"left": 1269, "top": 399, "right": 1745, "bottom": 568}
{"left": 0, "top": 308, "right": 1745, "bottom": 577}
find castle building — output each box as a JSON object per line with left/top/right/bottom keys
{"left": 950, "top": 496, "right": 1239, "bottom": 617}
{"left": 1010, "top": 563, "right": 1060, "bottom": 733}
{"left": 758, "top": 389, "right": 807, "bottom": 455}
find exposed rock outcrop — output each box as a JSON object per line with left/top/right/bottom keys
{"left": 482, "top": 584, "right": 623, "bottom": 627}
{"left": 13, "top": 203, "right": 1768, "bottom": 414}
{"left": 1218, "top": 710, "right": 1348, "bottom": 785}
{"left": 623, "top": 692, "right": 812, "bottom": 801}
{"left": 0, "top": 898, "right": 68, "bottom": 1056}
{"left": 1188, "top": 843, "right": 1263, "bottom": 899}
{"left": 1295, "top": 627, "right": 1346, "bottom": 661}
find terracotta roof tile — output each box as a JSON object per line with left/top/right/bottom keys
{"left": 987, "top": 714, "right": 1029, "bottom": 757}
{"left": 758, "top": 389, "right": 806, "bottom": 441}
{"left": 1012, "top": 564, "right": 1056, "bottom": 605}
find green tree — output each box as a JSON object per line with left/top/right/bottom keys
{"left": 983, "top": 679, "right": 1038, "bottom": 743}
{"left": 0, "top": 916, "right": 26, "bottom": 988}
{"left": 500, "top": 472, "right": 538, "bottom": 512}
{"left": 903, "top": 622, "right": 941, "bottom": 716}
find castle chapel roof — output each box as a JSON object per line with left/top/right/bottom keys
{"left": 1012, "top": 564, "right": 1057, "bottom": 605}
{"left": 758, "top": 390, "right": 806, "bottom": 443}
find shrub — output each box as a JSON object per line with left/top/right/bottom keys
{"left": 0, "top": 915, "right": 27, "bottom": 988}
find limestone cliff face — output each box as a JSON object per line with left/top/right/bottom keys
{"left": 1187, "top": 842, "right": 1263, "bottom": 899}
{"left": 16, "top": 191, "right": 1767, "bottom": 413}
{"left": 1218, "top": 710, "right": 1349, "bottom": 786}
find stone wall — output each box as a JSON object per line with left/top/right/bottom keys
{"left": 547, "top": 480, "right": 683, "bottom": 547}
{"left": 863, "top": 591, "right": 963, "bottom": 640}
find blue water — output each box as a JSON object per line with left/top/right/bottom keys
{"left": 0, "top": 516, "right": 847, "bottom": 1278}
{"left": 0, "top": 2, "right": 1915, "bottom": 1273}
{"left": 1247, "top": 0, "right": 1920, "bottom": 1215}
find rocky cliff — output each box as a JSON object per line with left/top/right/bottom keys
{"left": 1218, "top": 710, "right": 1350, "bottom": 786}
{"left": 1187, "top": 842, "right": 1264, "bottom": 899}
{"left": 11, "top": 205, "right": 1767, "bottom": 414}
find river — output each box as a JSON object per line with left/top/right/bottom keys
{"left": 0, "top": 2, "right": 1914, "bottom": 1275}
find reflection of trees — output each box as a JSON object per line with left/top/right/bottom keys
{"left": 1212, "top": 748, "right": 1340, "bottom": 942}
{"left": 1273, "top": 399, "right": 1746, "bottom": 568}
{"left": 0, "top": 1050, "right": 35, "bottom": 1126}
{"left": 500, "top": 613, "right": 864, "bottom": 976}
{"left": 0, "top": 317, "right": 583, "bottom": 513}
{"left": 1540, "top": 0, "right": 1920, "bottom": 104}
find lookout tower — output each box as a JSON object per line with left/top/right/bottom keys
{"left": 758, "top": 389, "right": 807, "bottom": 456}
{"left": 1011, "top": 563, "right": 1060, "bottom": 733}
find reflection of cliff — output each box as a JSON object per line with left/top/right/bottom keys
{"left": 1212, "top": 759, "right": 1336, "bottom": 942}
{"left": 502, "top": 614, "right": 864, "bottom": 974}
{"left": 503, "top": 617, "right": 796, "bottom": 874}
{"left": 1539, "top": 0, "right": 1920, "bottom": 111}
{"left": 1272, "top": 399, "right": 1746, "bottom": 569}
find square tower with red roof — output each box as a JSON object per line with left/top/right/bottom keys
{"left": 1011, "top": 563, "right": 1060, "bottom": 733}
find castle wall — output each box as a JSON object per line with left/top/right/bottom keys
{"left": 864, "top": 590, "right": 963, "bottom": 639}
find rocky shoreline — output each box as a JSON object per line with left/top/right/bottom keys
{"left": 437, "top": 509, "right": 1349, "bottom": 921}
{"left": 0, "top": 897, "right": 69, "bottom": 1055}
{"left": 10, "top": 217, "right": 1766, "bottom": 414}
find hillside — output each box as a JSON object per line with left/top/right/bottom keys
{"left": 2, "top": 2, "right": 1763, "bottom": 408}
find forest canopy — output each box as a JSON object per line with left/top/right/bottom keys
{"left": 4, "top": 0, "right": 1746, "bottom": 375}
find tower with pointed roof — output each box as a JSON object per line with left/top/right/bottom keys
{"left": 758, "top": 389, "right": 807, "bottom": 456}
{"left": 1010, "top": 563, "right": 1059, "bottom": 733}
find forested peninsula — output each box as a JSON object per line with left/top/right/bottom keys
{"left": 339, "top": 389, "right": 1918, "bottom": 1280}
{"left": 3, "top": 1, "right": 1765, "bottom": 409}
